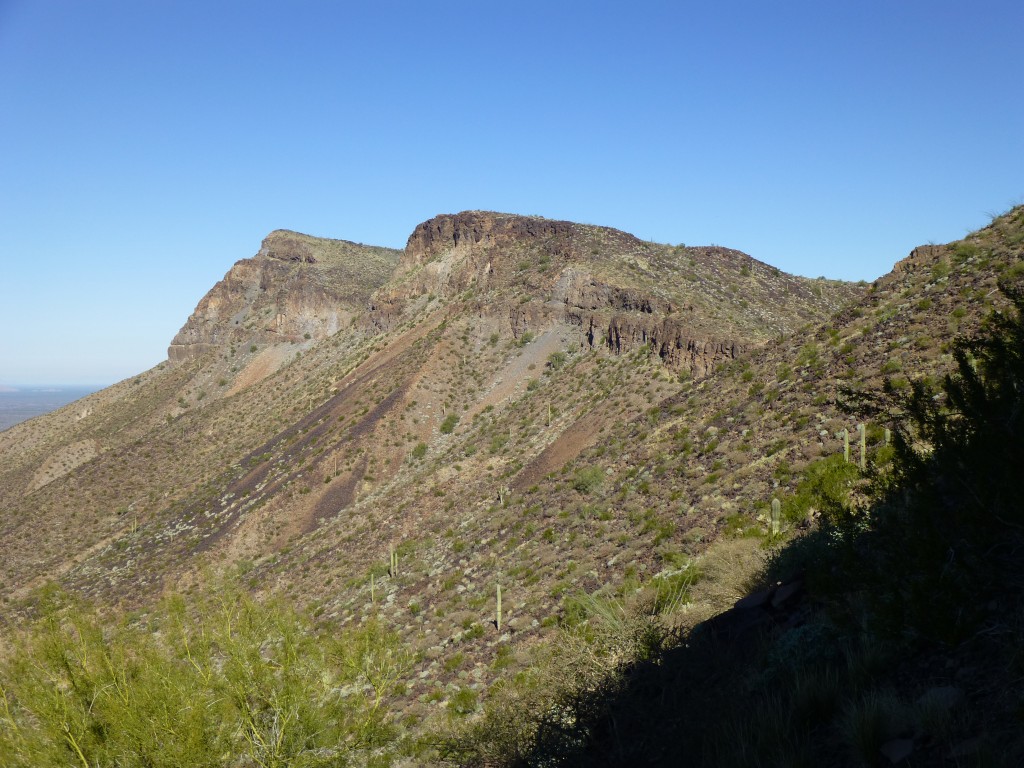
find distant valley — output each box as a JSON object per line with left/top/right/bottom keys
{"left": 0, "top": 386, "right": 101, "bottom": 431}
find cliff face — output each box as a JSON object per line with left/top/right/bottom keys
{"left": 168, "top": 230, "right": 400, "bottom": 363}
{"left": 372, "top": 211, "right": 858, "bottom": 377}
{"left": 404, "top": 211, "right": 583, "bottom": 266}
{"left": 168, "top": 213, "right": 859, "bottom": 379}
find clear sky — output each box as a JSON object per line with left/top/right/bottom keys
{"left": 1, "top": 1, "right": 1021, "bottom": 386}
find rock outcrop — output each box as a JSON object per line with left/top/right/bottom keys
{"left": 169, "top": 230, "right": 400, "bottom": 363}
{"left": 891, "top": 244, "right": 947, "bottom": 276}
{"left": 372, "top": 211, "right": 854, "bottom": 378}
{"left": 404, "top": 210, "right": 583, "bottom": 266}
{"left": 171, "top": 212, "right": 857, "bottom": 380}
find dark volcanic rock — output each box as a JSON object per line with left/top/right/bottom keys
{"left": 404, "top": 211, "right": 586, "bottom": 266}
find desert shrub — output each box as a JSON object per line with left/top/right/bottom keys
{"left": 572, "top": 466, "right": 605, "bottom": 495}
{"left": 952, "top": 241, "right": 980, "bottom": 261}
{"left": 440, "top": 414, "right": 459, "bottom": 434}
{"left": 777, "top": 454, "right": 861, "bottom": 525}
{"left": 448, "top": 687, "right": 479, "bottom": 717}
{"left": 446, "top": 587, "right": 667, "bottom": 766}
{"left": 0, "top": 583, "right": 409, "bottom": 767}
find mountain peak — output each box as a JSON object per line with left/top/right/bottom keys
{"left": 167, "top": 231, "right": 401, "bottom": 364}
{"left": 257, "top": 230, "right": 321, "bottom": 263}
{"left": 403, "top": 210, "right": 640, "bottom": 266}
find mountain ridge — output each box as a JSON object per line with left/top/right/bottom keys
{"left": 1, "top": 209, "right": 861, "bottom": 611}
{"left": 4, "top": 206, "right": 1023, "bottom": 763}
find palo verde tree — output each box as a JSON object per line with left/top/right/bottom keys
{"left": 0, "top": 581, "right": 411, "bottom": 768}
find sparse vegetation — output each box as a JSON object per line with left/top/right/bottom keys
{"left": 4, "top": 207, "right": 1024, "bottom": 767}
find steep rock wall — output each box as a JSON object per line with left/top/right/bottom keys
{"left": 168, "top": 256, "right": 348, "bottom": 362}
{"left": 169, "top": 230, "right": 400, "bottom": 363}
{"left": 373, "top": 212, "right": 754, "bottom": 378}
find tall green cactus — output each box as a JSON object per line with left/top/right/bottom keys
{"left": 770, "top": 498, "right": 781, "bottom": 536}
{"left": 843, "top": 429, "right": 850, "bottom": 463}
{"left": 858, "top": 423, "right": 866, "bottom": 469}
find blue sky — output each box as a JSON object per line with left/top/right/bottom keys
{"left": 1, "top": 1, "right": 1021, "bottom": 386}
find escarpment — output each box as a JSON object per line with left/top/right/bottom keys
{"left": 169, "top": 230, "right": 400, "bottom": 363}
{"left": 370, "top": 211, "right": 858, "bottom": 378}
{"left": 404, "top": 210, "right": 584, "bottom": 265}
{"left": 169, "top": 212, "right": 859, "bottom": 380}
{"left": 3, "top": 206, "right": 1021, "bottom": 763}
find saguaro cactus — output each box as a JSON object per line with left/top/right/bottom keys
{"left": 389, "top": 545, "right": 398, "bottom": 578}
{"left": 496, "top": 583, "right": 503, "bottom": 631}
{"left": 770, "top": 498, "right": 781, "bottom": 536}
{"left": 858, "top": 423, "right": 866, "bottom": 470}
{"left": 843, "top": 429, "right": 850, "bottom": 463}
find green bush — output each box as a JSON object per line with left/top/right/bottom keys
{"left": 448, "top": 687, "right": 479, "bottom": 717}
{"left": 777, "top": 455, "right": 861, "bottom": 525}
{"left": 572, "top": 466, "right": 605, "bottom": 494}
{"left": 440, "top": 414, "right": 459, "bottom": 434}
{"left": 0, "top": 583, "right": 409, "bottom": 767}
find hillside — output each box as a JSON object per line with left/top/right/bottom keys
{"left": 2, "top": 207, "right": 1023, "bottom": 765}
{"left": 453, "top": 206, "right": 1024, "bottom": 766}
{"left": 0, "top": 211, "right": 856, "bottom": 608}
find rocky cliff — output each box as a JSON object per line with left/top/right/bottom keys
{"left": 372, "top": 211, "right": 859, "bottom": 377}
{"left": 168, "top": 213, "right": 859, "bottom": 381}
{"left": 168, "top": 230, "right": 400, "bottom": 363}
